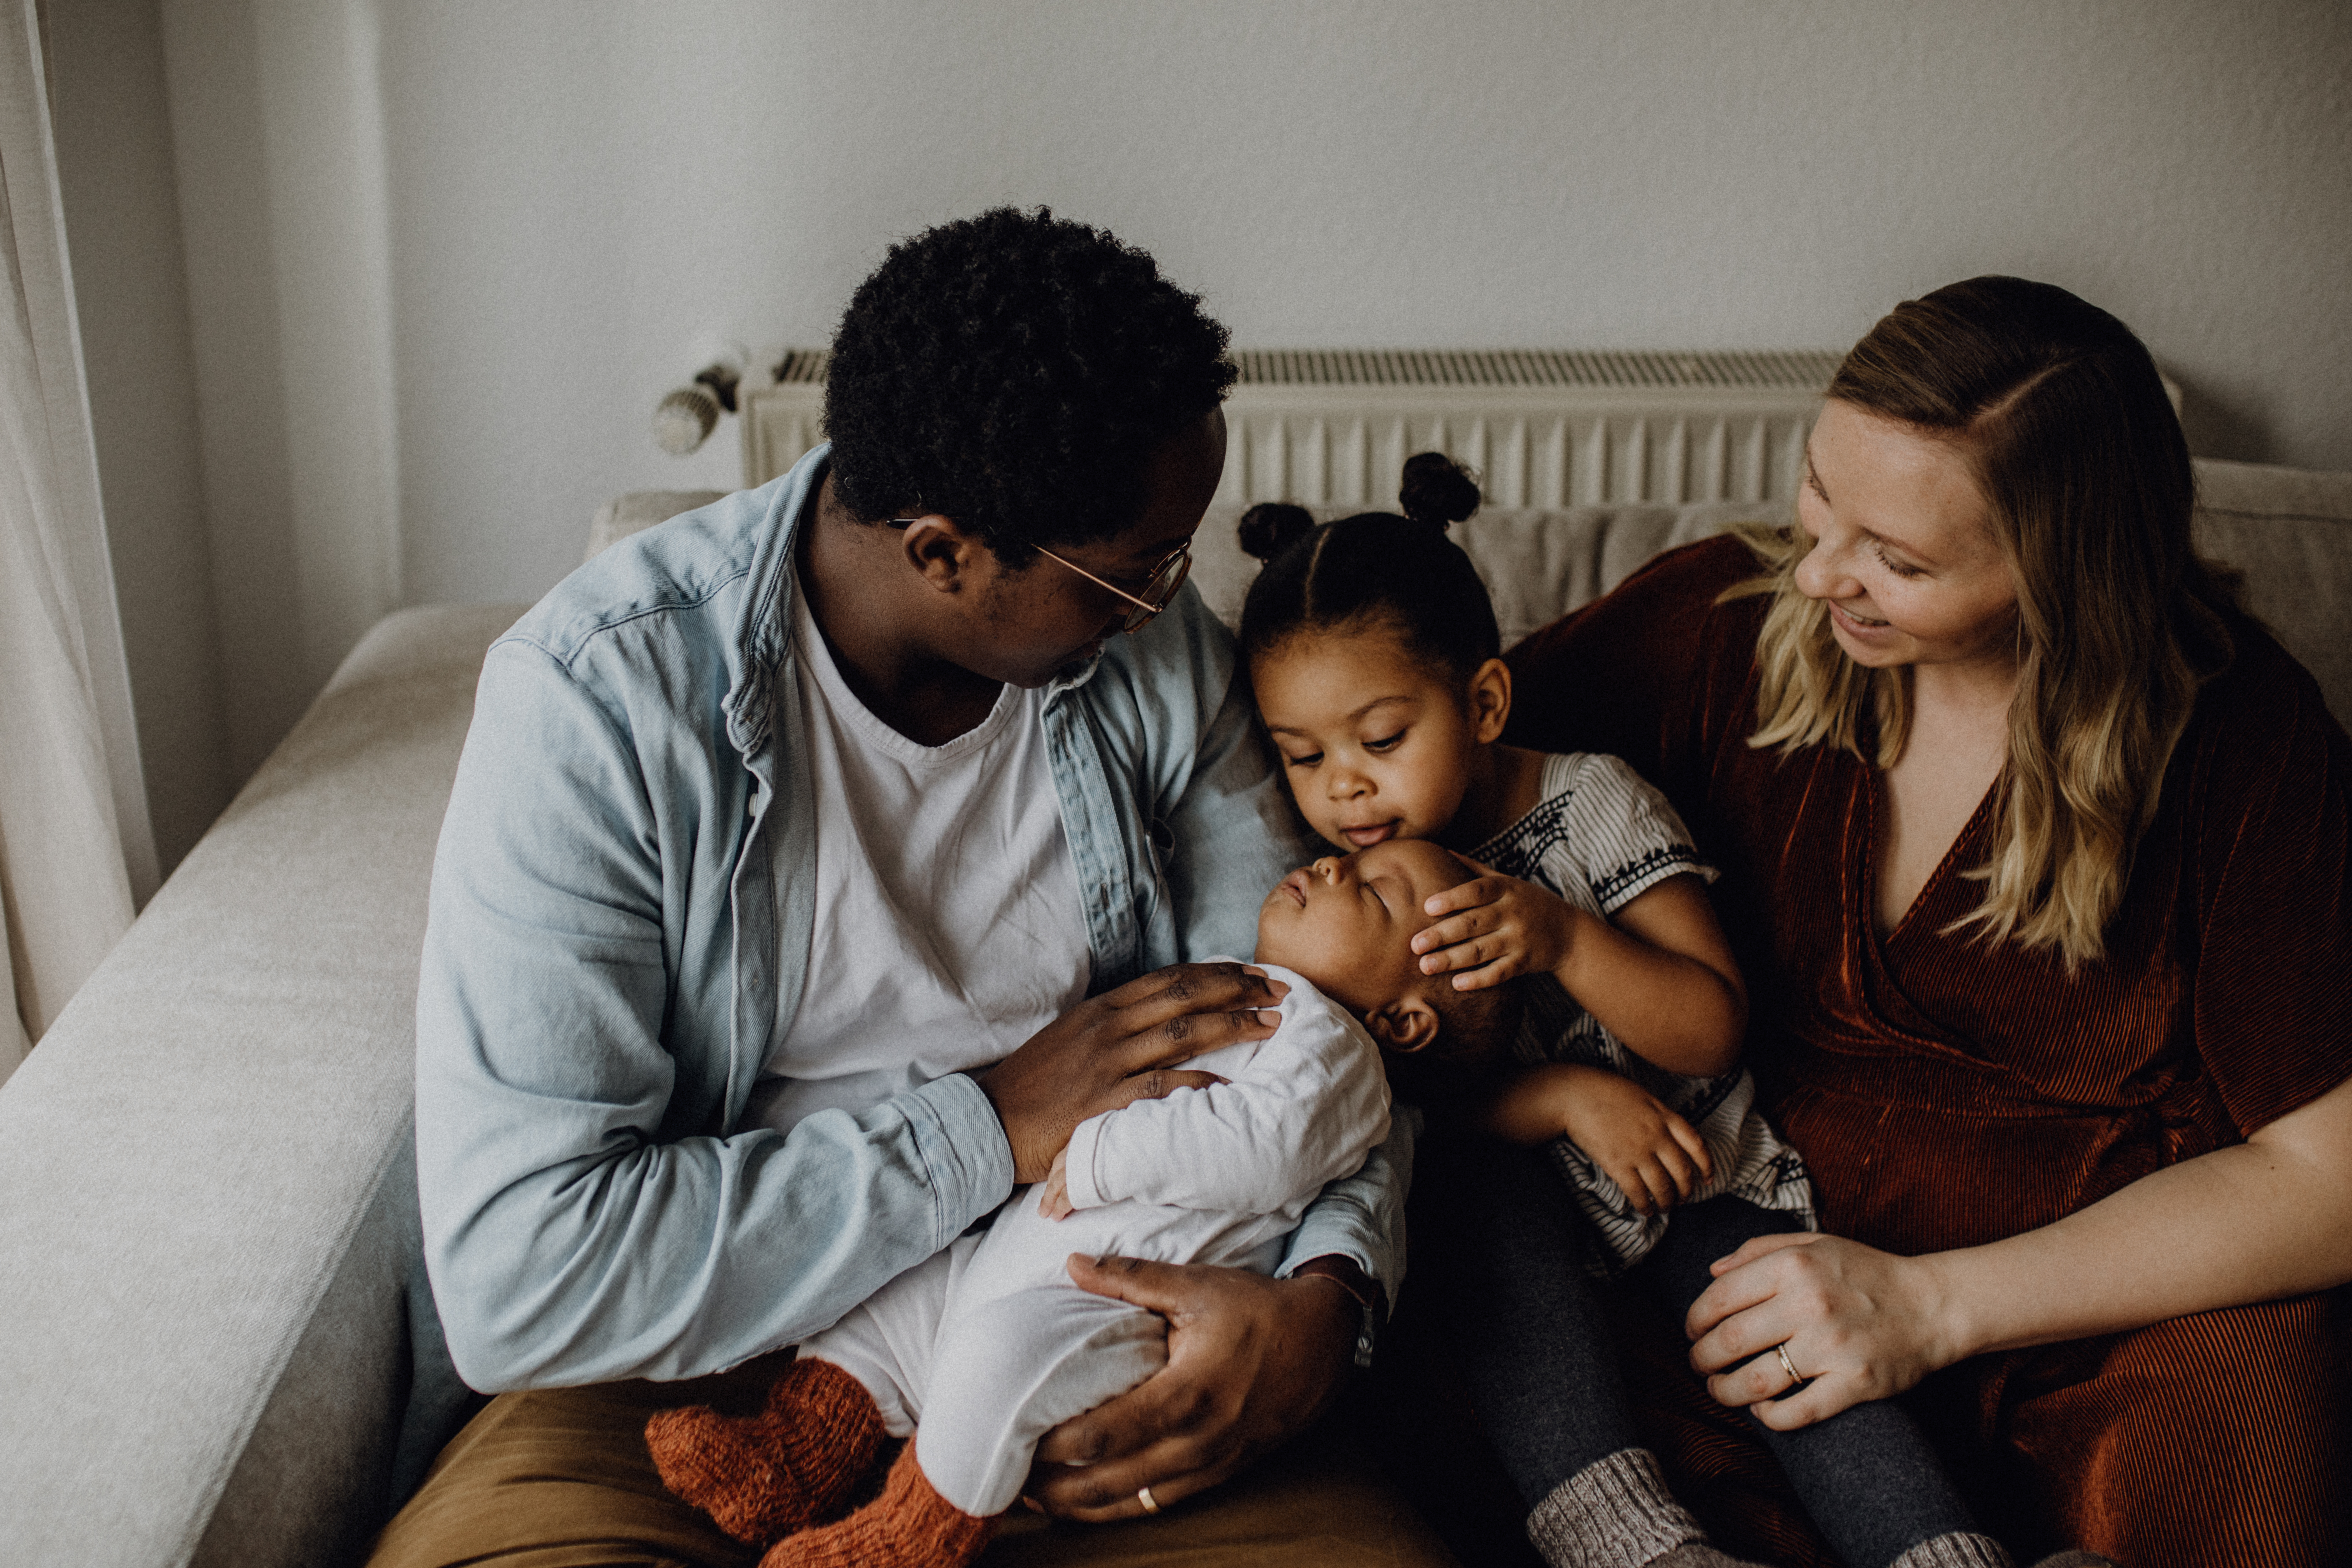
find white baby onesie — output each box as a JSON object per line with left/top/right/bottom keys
{"left": 795, "top": 962, "right": 1390, "bottom": 1517}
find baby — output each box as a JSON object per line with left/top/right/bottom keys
{"left": 645, "top": 839, "right": 1511, "bottom": 1568}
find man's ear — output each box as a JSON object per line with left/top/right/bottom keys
{"left": 897, "top": 514, "right": 985, "bottom": 594}
{"left": 1466, "top": 657, "right": 1513, "bottom": 744}
{"left": 1364, "top": 994, "right": 1442, "bottom": 1055}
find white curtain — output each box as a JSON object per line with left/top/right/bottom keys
{"left": 1, "top": 0, "right": 156, "bottom": 1081}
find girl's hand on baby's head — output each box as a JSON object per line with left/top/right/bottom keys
{"left": 1414, "top": 867, "right": 1578, "bottom": 991}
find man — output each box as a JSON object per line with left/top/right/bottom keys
{"left": 376, "top": 209, "right": 1443, "bottom": 1564}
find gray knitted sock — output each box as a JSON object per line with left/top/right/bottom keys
{"left": 1525, "top": 1448, "right": 1766, "bottom": 1568}
{"left": 1649, "top": 1547, "right": 1774, "bottom": 1568}
{"left": 1890, "top": 1533, "right": 2013, "bottom": 1568}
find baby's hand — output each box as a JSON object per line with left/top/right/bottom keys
{"left": 1414, "top": 864, "right": 1578, "bottom": 991}
{"left": 1037, "top": 1146, "right": 1075, "bottom": 1221}
{"left": 1560, "top": 1069, "right": 1713, "bottom": 1216}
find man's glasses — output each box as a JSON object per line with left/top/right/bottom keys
{"left": 888, "top": 522, "right": 1193, "bottom": 635}
{"left": 1032, "top": 539, "right": 1192, "bottom": 634}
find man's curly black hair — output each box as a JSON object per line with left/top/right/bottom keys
{"left": 824, "top": 207, "right": 1236, "bottom": 562}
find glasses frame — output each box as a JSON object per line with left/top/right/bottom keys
{"left": 1032, "top": 539, "right": 1192, "bottom": 634}
{"left": 888, "top": 521, "right": 1192, "bottom": 635}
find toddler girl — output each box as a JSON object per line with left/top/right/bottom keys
{"left": 1237, "top": 455, "right": 2095, "bottom": 1568}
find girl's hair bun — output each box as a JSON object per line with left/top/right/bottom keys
{"left": 1398, "top": 451, "right": 1482, "bottom": 529}
{"left": 1238, "top": 501, "right": 1317, "bottom": 562}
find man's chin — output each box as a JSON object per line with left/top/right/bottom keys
{"left": 1045, "top": 646, "right": 1106, "bottom": 685}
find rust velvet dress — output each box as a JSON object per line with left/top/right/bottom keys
{"left": 1504, "top": 536, "right": 2351, "bottom": 1568}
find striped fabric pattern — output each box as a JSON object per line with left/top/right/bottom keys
{"left": 1468, "top": 752, "right": 1815, "bottom": 1270}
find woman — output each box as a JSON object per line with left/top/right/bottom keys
{"left": 1502, "top": 277, "right": 2351, "bottom": 1566}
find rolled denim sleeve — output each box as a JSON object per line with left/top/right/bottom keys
{"left": 1276, "top": 1104, "right": 1417, "bottom": 1310}
{"left": 416, "top": 636, "right": 1014, "bottom": 1391}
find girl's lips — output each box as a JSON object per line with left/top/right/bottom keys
{"left": 1278, "top": 871, "right": 1310, "bottom": 907}
{"left": 1342, "top": 822, "right": 1397, "bottom": 848}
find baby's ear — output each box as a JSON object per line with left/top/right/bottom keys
{"left": 1365, "top": 996, "right": 1442, "bottom": 1055}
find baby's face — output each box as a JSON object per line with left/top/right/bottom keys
{"left": 1254, "top": 839, "right": 1471, "bottom": 1016}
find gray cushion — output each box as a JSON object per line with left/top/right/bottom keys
{"left": 0, "top": 604, "right": 524, "bottom": 1568}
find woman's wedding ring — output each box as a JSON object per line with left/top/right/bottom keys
{"left": 1137, "top": 1484, "right": 1161, "bottom": 1515}
{"left": 1774, "top": 1342, "right": 1804, "bottom": 1387}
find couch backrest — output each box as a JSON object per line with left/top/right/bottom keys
{"left": 590, "top": 456, "right": 2352, "bottom": 724}
{"left": 2189, "top": 459, "right": 2352, "bottom": 720}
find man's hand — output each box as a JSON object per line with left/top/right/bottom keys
{"left": 1022, "top": 1255, "right": 1356, "bottom": 1520}
{"left": 1412, "top": 866, "right": 1581, "bottom": 991}
{"left": 978, "top": 963, "right": 1286, "bottom": 1184}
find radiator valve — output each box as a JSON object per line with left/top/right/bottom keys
{"left": 653, "top": 342, "right": 748, "bottom": 456}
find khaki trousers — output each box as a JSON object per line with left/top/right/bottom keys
{"left": 366, "top": 1350, "right": 1460, "bottom": 1568}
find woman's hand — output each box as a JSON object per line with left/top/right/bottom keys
{"left": 1413, "top": 866, "right": 1580, "bottom": 990}
{"left": 1021, "top": 1255, "right": 1356, "bottom": 1520}
{"left": 1684, "top": 1231, "right": 1965, "bottom": 1430}
{"left": 978, "top": 963, "right": 1286, "bottom": 1183}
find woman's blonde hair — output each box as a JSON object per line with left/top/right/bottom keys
{"left": 1728, "top": 277, "right": 2241, "bottom": 968}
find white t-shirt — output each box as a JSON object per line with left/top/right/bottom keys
{"left": 745, "top": 573, "right": 1092, "bottom": 1135}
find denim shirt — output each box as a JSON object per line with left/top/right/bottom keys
{"left": 415, "top": 448, "right": 1413, "bottom": 1391}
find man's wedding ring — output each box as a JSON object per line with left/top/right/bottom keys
{"left": 1137, "top": 1485, "right": 1162, "bottom": 1515}
{"left": 1774, "top": 1342, "right": 1804, "bottom": 1387}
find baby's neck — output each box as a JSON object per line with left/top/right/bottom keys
{"left": 1251, "top": 940, "right": 1318, "bottom": 989}
{"left": 1251, "top": 944, "right": 1366, "bottom": 1020}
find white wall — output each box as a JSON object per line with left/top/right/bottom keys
{"left": 134, "top": 0, "right": 2352, "bottom": 782}
{"left": 161, "top": 0, "right": 401, "bottom": 781}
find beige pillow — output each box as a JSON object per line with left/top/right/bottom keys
{"left": 2191, "top": 459, "right": 2352, "bottom": 723}
{"left": 584, "top": 490, "right": 727, "bottom": 563}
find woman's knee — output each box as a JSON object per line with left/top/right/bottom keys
{"left": 2006, "top": 1290, "right": 2349, "bottom": 1564}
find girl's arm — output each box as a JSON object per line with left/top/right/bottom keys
{"left": 1487, "top": 1061, "right": 1715, "bottom": 1214}
{"left": 1416, "top": 871, "right": 1747, "bottom": 1078}
{"left": 1686, "top": 1071, "right": 2352, "bottom": 1429}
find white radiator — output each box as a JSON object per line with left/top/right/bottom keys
{"left": 739, "top": 347, "right": 1841, "bottom": 507}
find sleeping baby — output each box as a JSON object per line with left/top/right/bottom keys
{"left": 643, "top": 838, "right": 1515, "bottom": 1568}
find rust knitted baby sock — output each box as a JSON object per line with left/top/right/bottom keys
{"left": 761, "top": 1439, "right": 991, "bottom": 1568}
{"left": 645, "top": 1356, "right": 888, "bottom": 1545}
